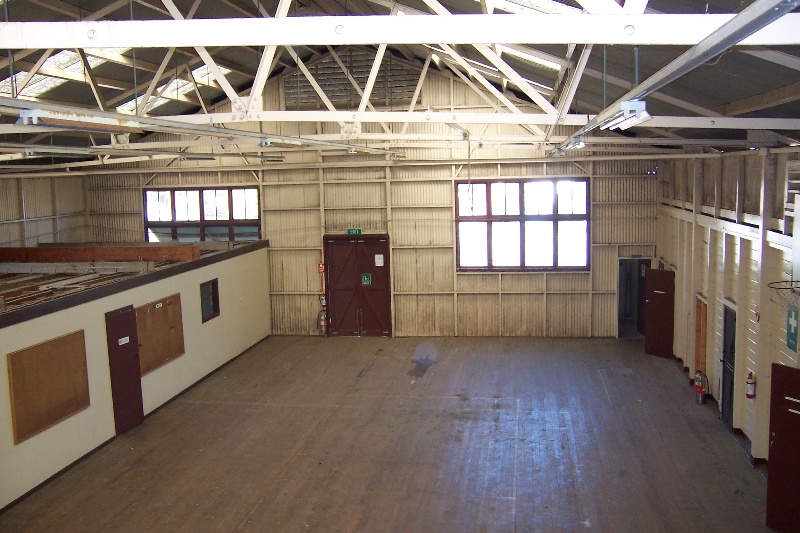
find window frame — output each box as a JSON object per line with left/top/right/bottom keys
{"left": 455, "top": 177, "right": 590, "bottom": 272}
{"left": 143, "top": 186, "right": 261, "bottom": 243}
{"left": 200, "top": 278, "right": 220, "bottom": 323}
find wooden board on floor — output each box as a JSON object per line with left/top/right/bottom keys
{"left": 6, "top": 330, "right": 90, "bottom": 444}
{"left": 135, "top": 294, "right": 185, "bottom": 376}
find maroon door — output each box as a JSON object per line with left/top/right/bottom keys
{"left": 325, "top": 235, "right": 391, "bottom": 337}
{"left": 767, "top": 363, "right": 800, "bottom": 532}
{"left": 357, "top": 238, "right": 391, "bottom": 336}
{"left": 105, "top": 305, "right": 144, "bottom": 435}
{"left": 644, "top": 268, "right": 675, "bottom": 358}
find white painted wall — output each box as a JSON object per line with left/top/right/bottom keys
{"left": 0, "top": 246, "right": 271, "bottom": 508}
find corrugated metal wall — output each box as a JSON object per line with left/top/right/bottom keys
{"left": 657, "top": 149, "right": 799, "bottom": 462}
{"left": 86, "top": 67, "right": 657, "bottom": 338}
{"left": 0, "top": 176, "right": 87, "bottom": 246}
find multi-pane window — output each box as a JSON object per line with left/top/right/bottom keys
{"left": 144, "top": 187, "right": 260, "bottom": 243}
{"left": 456, "top": 178, "right": 589, "bottom": 270}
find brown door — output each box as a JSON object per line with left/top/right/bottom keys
{"left": 766, "top": 363, "right": 800, "bottom": 532}
{"left": 694, "top": 298, "right": 707, "bottom": 374}
{"left": 325, "top": 235, "right": 391, "bottom": 337}
{"left": 637, "top": 260, "right": 648, "bottom": 334}
{"left": 644, "top": 268, "right": 675, "bottom": 358}
{"left": 105, "top": 305, "right": 144, "bottom": 435}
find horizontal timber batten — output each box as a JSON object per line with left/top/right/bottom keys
{"left": 0, "top": 246, "right": 200, "bottom": 263}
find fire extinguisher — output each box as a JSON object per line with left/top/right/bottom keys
{"left": 694, "top": 371, "right": 707, "bottom": 405}
{"left": 317, "top": 293, "right": 328, "bottom": 336}
{"left": 746, "top": 371, "right": 756, "bottom": 399}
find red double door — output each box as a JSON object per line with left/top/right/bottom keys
{"left": 324, "top": 235, "right": 391, "bottom": 337}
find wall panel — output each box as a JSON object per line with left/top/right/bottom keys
{"left": 547, "top": 294, "right": 591, "bottom": 337}
{"left": 501, "top": 294, "right": 545, "bottom": 336}
{"left": 458, "top": 294, "right": 501, "bottom": 336}
{"left": 395, "top": 294, "right": 455, "bottom": 336}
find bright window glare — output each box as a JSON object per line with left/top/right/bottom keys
{"left": 492, "top": 222, "right": 521, "bottom": 266}
{"left": 557, "top": 181, "right": 587, "bottom": 214}
{"left": 525, "top": 221, "right": 554, "bottom": 266}
{"left": 459, "top": 222, "right": 488, "bottom": 267}
{"left": 524, "top": 181, "right": 554, "bottom": 214}
{"left": 491, "top": 182, "right": 520, "bottom": 215}
{"left": 558, "top": 221, "right": 588, "bottom": 266}
{"left": 458, "top": 183, "right": 487, "bottom": 216}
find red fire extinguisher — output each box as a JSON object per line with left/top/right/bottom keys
{"left": 746, "top": 371, "right": 756, "bottom": 399}
{"left": 694, "top": 371, "right": 707, "bottom": 405}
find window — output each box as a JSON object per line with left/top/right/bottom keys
{"left": 143, "top": 187, "right": 260, "bottom": 243}
{"left": 456, "top": 178, "right": 589, "bottom": 270}
{"left": 200, "top": 279, "right": 220, "bottom": 322}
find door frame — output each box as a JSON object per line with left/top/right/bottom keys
{"left": 324, "top": 234, "right": 392, "bottom": 337}
{"left": 694, "top": 295, "right": 708, "bottom": 374}
{"left": 721, "top": 302, "right": 737, "bottom": 430}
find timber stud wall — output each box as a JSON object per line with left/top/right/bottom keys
{"left": 81, "top": 72, "right": 658, "bottom": 337}
{"left": 657, "top": 149, "right": 800, "bottom": 461}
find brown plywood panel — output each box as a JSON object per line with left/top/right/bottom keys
{"left": 135, "top": 294, "right": 185, "bottom": 376}
{"left": 7, "top": 330, "right": 90, "bottom": 444}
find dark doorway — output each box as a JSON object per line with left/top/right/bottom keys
{"left": 767, "top": 363, "right": 800, "bottom": 532}
{"left": 325, "top": 235, "right": 391, "bottom": 337}
{"left": 104, "top": 305, "right": 144, "bottom": 435}
{"left": 618, "top": 259, "right": 649, "bottom": 338}
{"left": 644, "top": 268, "right": 675, "bottom": 358}
{"left": 721, "top": 305, "right": 736, "bottom": 430}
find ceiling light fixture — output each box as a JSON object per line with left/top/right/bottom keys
{"left": 599, "top": 101, "right": 652, "bottom": 131}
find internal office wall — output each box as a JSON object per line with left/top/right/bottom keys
{"left": 0, "top": 245, "right": 271, "bottom": 509}
{"left": 0, "top": 175, "right": 88, "bottom": 246}
{"left": 85, "top": 59, "right": 658, "bottom": 336}
{"left": 657, "top": 151, "right": 800, "bottom": 461}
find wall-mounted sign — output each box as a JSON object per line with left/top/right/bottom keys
{"left": 362, "top": 273, "right": 372, "bottom": 286}
{"left": 787, "top": 304, "right": 798, "bottom": 352}
{"left": 347, "top": 228, "right": 362, "bottom": 235}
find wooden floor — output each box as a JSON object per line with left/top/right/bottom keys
{"left": 1, "top": 336, "right": 770, "bottom": 532}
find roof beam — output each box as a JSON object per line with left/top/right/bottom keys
{"left": 717, "top": 81, "right": 800, "bottom": 115}
{"left": 160, "top": 0, "right": 244, "bottom": 111}
{"left": 2, "top": 14, "right": 800, "bottom": 48}
{"left": 77, "top": 49, "right": 108, "bottom": 111}
{"left": 327, "top": 45, "right": 391, "bottom": 134}
{"left": 245, "top": 0, "right": 292, "bottom": 114}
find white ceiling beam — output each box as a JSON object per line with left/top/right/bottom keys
{"left": 77, "top": 49, "right": 108, "bottom": 111}
{"left": 15, "top": 49, "right": 54, "bottom": 94}
{"left": 158, "top": 109, "right": 800, "bottom": 130}
{"left": 140, "top": 48, "right": 176, "bottom": 116}
{"left": 160, "top": 0, "right": 244, "bottom": 112}
{"left": 12, "top": 59, "right": 134, "bottom": 91}
{"left": 400, "top": 54, "right": 431, "bottom": 135}
{"left": 2, "top": 14, "right": 800, "bottom": 48}
{"left": 419, "top": 0, "right": 556, "bottom": 114}
{"left": 436, "top": 44, "right": 546, "bottom": 136}
{"left": 358, "top": 44, "right": 387, "bottom": 113}
{"left": 245, "top": 0, "right": 293, "bottom": 114}
{"left": 546, "top": 44, "right": 592, "bottom": 140}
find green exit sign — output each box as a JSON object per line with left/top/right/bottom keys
{"left": 347, "top": 228, "right": 362, "bottom": 235}
{"left": 362, "top": 273, "right": 372, "bottom": 286}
